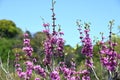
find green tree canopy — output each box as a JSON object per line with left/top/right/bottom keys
{"left": 31, "top": 32, "right": 46, "bottom": 56}
{"left": 0, "top": 19, "right": 22, "bottom": 38}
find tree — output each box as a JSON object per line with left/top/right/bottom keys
{"left": 0, "top": 19, "right": 23, "bottom": 63}
{"left": 30, "top": 32, "right": 46, "bottom": 64}
{"left": 0, "top": 38, "right": 22, "bottom": 63}
{"left": 0, "top": 19, "right": 22, "bottom": 38}
{"left": 64, "top": 45, "right": 75, "bottom": 67}
{"left": 32, "top": 32, "right": 46, "bottom": 54}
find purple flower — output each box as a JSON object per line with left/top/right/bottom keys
{"left": 69, "top": 76, "right": 76, "bottom": 80}
{"left": 59, "top": 32, "right": 64, "bottom": 35}
{"left": 43, "top": 23, "right": 50, "bottom": 27}
{"left": 68, "top": 76, "right": 80, "bottom": 80}
{"left": 33, "top": 65, "right": 46, "bottom": 78}
{"left": 85, "top": 59, "right": 93, "bottom": 68}
{"left": 43, "top": 30, "right": 50, "bottom": 34}
{"left": 82, "top": 75, "right": 90, "bottom": 80}
{"left": 51, "top": 36, "right": 58, "bottom": 44}
{"left": 50, "top": 70, "right": 60, "bottom": 80}
{"left": 25, "top": 61, "right": 33, "bottom": 68}
{"left": 22, "top": 33, "right": 33, "bottom": 57}
{"left": 24, "top": 33, "right": 29, "bottom": 37}
{"left": 56, "top": 37, "right": 64, "bottom": 56}
{"left": 22, "top": 46, "right": 33, "bottom": 52}
{"left": 22, "top": 46, "right": 33, "bottom": 56}
{"left": 81, "top": 31, "right": 93, "bottom": 58}
{"left": 33, "top": 65, "right": 41, "bottom": 70}
{"left": 43, "top": 38, "right": 53, "bottom": 65}
{"left": 15, "top": 64, "right": 20, "bottom": 67}
{"left": 23, "top": 39, "right": 30, "bottom": 45}
{"left": 26, "top": 69, "right": 32, "bottom": 79}
{"left": 84, "top": 29, "right": 90, "bottom": 33}
{"left": 60, "top": 67, "right": 72, "bottom": 79}
{"left": 16, "top": 67, "right": 22, "bottom": 73}
{"left": 101, "top": 57, "right": 109, "bottom": 65}
{"left": 15, "top": 33, "right": 34, "bottom": 80}
{"left": 117, "top": 54, "right": 120, "bottom": 59}
{"left": 18, "top": 72, "right": 26, "bottom": 79}
{"left": 81, "top": 70, "right": 90, "bottom": 80}
{"left": 33, "top": 58, "right": 37, "bottom": 63}
{"left": 81, "top": 70, "right": 89, "bottom": 75}
{"left": 100, "top": 42, "right": 117, "bottom": 71}
{"left": 35, "top": 78, "right": 40, "bottom": 80}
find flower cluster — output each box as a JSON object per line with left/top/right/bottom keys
{"left": 22, "top": 33, "right": 33, "bottom": 57}
{"left": 15, "top": 1, "right": 65, "bottom": 79}
{"left": 99, "top": 37, "right": 117, "bottom": 71}
{"left": 59, "top": 62, "right": 80, "bottom": 80}
{"left": 33, "top": 65, "right": 46, "bottom": 78}
{"left": 81, "top": 29, "right": 93, "bottom": 67}
{"left": 77, "top": 22, "right": 94, "bottom": 80}
{"left": 81, "top": 70, "right": 90, "bottom": 80}
{"left": 50, "top": 70, "right": 60, "bottom": 80}
{"left": 15, "top": 33, "right": 34, "bottom": 80}
{"left": 78, "top": 23, "right": 93, "bottom": 68}
{"left": 43, "top": 23, "right": 54, "bottom": 65}
{"left": 43, "top": 23, "right": 64, "bottom": 65}
{"left": 15, "top": 33, "right": 47, "bottom": 80}
{"left": 16, "top": 62, "right": 33, "bottom": 80}
{"left": 43, "top": 38, "right": 53, "bottom": 65}
{"left": 56, "top": 32, "right": 64, "bottom": 57}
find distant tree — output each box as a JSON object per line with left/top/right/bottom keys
{"left": 0, "top": 19, "right": 22, "bottom": 38}
{"left": 30, "top": 32, "right": 46, "bottom": 64}
{"left": 0, "top": 19, "right": 23, "bottom": 63}
{"left": 31, "top": 32, "right": 46, "bottom": 55}
{"left": 74, "top": 44, "right": 85, "bottom": 66}
{"left": 0, "top": 38, "right": 22, "bottom": 63}
{"left": 64, "top": 45, "right": 75, "bottom": 67}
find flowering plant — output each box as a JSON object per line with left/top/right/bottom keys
{"left": 14, "top": 0, "right": 120, "bottom": 80}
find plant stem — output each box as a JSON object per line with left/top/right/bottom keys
{"left": 91, "top": 58, "right": 100, "bottom": 80}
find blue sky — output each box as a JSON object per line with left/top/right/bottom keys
{"left": 0, "top": 0, "right": 120, "bottom": 47}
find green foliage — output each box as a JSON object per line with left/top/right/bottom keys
{"left": 0, "top": 19, "right": 22, "bottom": 38}
{"left": 31, "top": 32, "right": 46, "bottom": 54}
{"left": 0, "top": 19, "right": 23, "bottom": 63}
{"left": 64, "top": 45, "right": 75, "bottom": 66}
{"left": 30, "top": 32, "right": 46, "bottom": 64}
{"left": 74, "top": 45, "right": 85, "bottom": 66}
{"left": 93, "top": 44, "right": 100, "bottom": 58}
{"left": 1, "top": 19, "right": 120, "bottom": 79}
{"left": 0, "top": 38, "right": 22, "bottom": 63}
{"left": 112, "top": 35, "right": 120, "bottom": 53}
